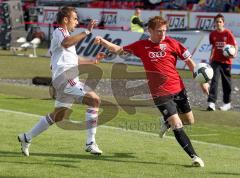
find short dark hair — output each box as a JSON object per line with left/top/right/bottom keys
{"left": 56, "top": 6, "right": 77, "bottom": 24}
{"left": 148, "top": 16, "right": 168, "bottom": 30}
{"left": 214, "top": 13, "right": 224, "bottom": 22}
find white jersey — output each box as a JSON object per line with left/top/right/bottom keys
{"left": 50, "top": 27, "right": 79, "bottom": 80}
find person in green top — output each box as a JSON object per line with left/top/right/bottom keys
{"left": 130, "top": 8, "right": 144, "bottom": 33}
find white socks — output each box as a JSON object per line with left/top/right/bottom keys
{"left": 24, "top": 109, "right": 98, "bottom": 145}
{"left": 25, "top": 115, "right": 54, "bottom": 141}
{"left": 86, "top": 108, "right": 98, "bottom": 144}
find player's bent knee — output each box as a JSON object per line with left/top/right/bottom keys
{"left": 170, "top": 121, "right": 183, "bottom": 130}
{"left": 50, "top": 107, "right": 69, "bottom": 122}
{"left": 172, "top": 123, "right": 183, "bottom": 130}
{"left": 92, "top": 95, "right": 101, "bottom": 107}
{"left": 83, "top": 92, "right": 101, "bottom": 107}
{"left": 180, "top": 113, "right": 195, "bottom": 125}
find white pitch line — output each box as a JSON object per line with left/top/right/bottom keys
{"left": 1, "top": 108, "right": 240, "bottom": 151}
{"left": 188, "top": 134, "right": 219, "bottom": 137}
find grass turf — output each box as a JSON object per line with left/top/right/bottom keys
{"left": 1, "top": 49, "right": 240, "bottom": 177}
{"left": 0, "top": 110, "right": 240, "bottom": 178}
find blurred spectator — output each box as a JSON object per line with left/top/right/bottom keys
{"left": 173, "top": 0, "right": 188, "bottom": 10}
{"left": 233, "top": 0, "right": 240, "bottom": 12}
{"left": 163, "top": 0, "right": 187, "bottom": 10}
{"left": 143, "top": 0, "right": 162, "bottom": 9}
{"left": 214, "top": 0, "right": 228, "bottom": 12}
{"left": 192, "top": 0, "right": 216, "bottom": 11}
{"left": 223, "top": 0, "right": 235, "bottom": 12}
{"left": 193, "top": 0, "right": 236, "bottom": 12}
{"left": 187, "top": 0, "right": 200, "bottom": 3}
{"left": 130, "top": 8, "right": 144, "bottom": 33}
{"left": 23, "top": 8, "right": 30, "bottom": 31}
{"left": 205, "top": 0, "right": 216, "bottom": 10}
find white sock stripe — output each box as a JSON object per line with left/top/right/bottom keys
{"left": 86, "top": 113, "right": 98, "bottom": 119}
{"left": 87, "top": 109, "right": 98, "bottom": 115}
{"left": 46, "top": 115, "right": 54, "bottom": 125}
{"left": 47, "top": 114, "right": 54, "bottom": 123}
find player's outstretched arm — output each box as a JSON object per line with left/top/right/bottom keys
{"left": 78, "top": 54, "right": 104, "bottom": 65}
{"left": 62, "top": 20, "right": 97, "bottom": 48}
{"left": 186, "top": 57, "right": 209, "bottom": 95}
{"left": 185, "top": 57, "right": 196, "bottom": 73}
{"left": 94, "top": 36, "right": 123, "bottom": 54}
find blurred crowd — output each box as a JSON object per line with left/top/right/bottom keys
{"left": 1, "top": 0, "right": 240, "bottom": 12}
{"left": 88, "top": 0, "right": 240, "bottom": 12}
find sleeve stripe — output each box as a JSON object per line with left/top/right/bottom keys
{"left": 57, "top": 28, "right": 68, "bottom": 38}
{"left": 182, "top": 50, "right": 191, "bottom": 60}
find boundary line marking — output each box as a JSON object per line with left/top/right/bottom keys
{"left": 1, "top": 108, "right": 240, "bottom": 151}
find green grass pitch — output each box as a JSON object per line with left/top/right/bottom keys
{"left": 1, "top": 49, "right": 240, "bottom": 177}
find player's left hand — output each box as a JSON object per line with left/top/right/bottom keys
{"left": 95, "top": 52, "right": 106, "bottom": 64}
{"left": 87, "top": 19, "right": 97, "bottom": 32}
{"left": 200, "top": 83, "right": 209, "bottom": 95}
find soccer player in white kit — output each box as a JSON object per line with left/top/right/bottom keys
{"left": 18, "top": 6, "right": 103, "bottom": 156}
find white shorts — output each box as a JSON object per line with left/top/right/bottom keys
{"left": 54, "top": 77, "right": 86, "bottom": 108}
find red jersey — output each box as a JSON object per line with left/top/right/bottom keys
{"left": 123, "top": 36, "right": 191, "bottom": 97}
{"left": 210, "top": 29, "right": 237, "bottom": 64}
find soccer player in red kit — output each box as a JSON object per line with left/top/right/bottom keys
{"left": 207, "top": 13, "right": 238, "bottom": 111}
{"left": 94, "top": 16, "right": 209, "bottom": 167}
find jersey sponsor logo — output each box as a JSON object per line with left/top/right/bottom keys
{"left": 148, "top": 51, "right": 166, "bottom": 59}
{"left": 166, "top": 14, "right": 186, "bottom": 29}
{"left": 196, "top": 15, "right": 215, "bottom": 30}
{"left": 215, "top": 41, "right": 225, "bottom": 49}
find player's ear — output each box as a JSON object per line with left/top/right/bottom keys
{"left": 148, "top": 27, "right": 153, "bottom": 34}
{"left": 63, "top": 16, "right": 68, "bottom": 24}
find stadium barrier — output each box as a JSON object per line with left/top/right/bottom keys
{"left": 25, "top": 22, "right": 240, "bottom": 74}
{"left": 37, "top": 7, "right": 240, "bottom": 37}
{"left": 23, "top": 7, "right": 240, "bottom": 74}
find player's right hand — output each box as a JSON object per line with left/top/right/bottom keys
{"left": 94, "top": 36, "right": 103, "bottom": 45}
{"left": 87, "top": 19, "right": 97, "bottom": 32}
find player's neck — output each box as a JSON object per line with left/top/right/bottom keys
{"left": 59, "top": 24, "right": 68, "bottom": 31}
{"left": 149, "top": 37, "right": 165, "bottom": 43}
{"left": 216, "top": 27, "right": 225, "bottom": 32}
